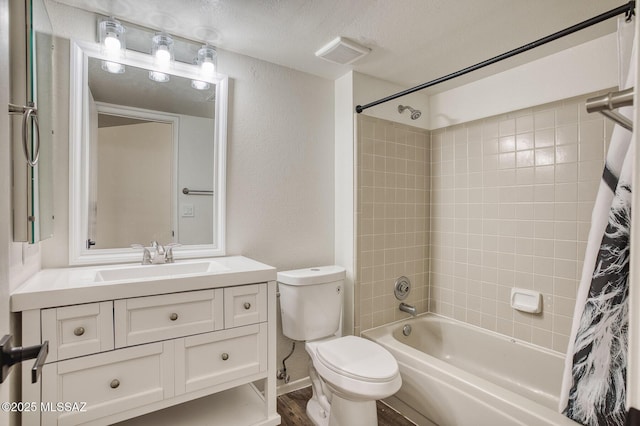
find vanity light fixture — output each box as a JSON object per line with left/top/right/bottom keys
{"left": 98, "top": 17, "right": 126, "bottom": 74}
{"left": 191, "top": 44, "right": 217, "bottom": 90}
{"left": 197, "top": 44, "right": 217, "bottom": 76}
{"left": 152, "top": 32, "right": 174, "bottom": 69}
{"left": 149, "top": 32, "right": 174, "bottom": 83}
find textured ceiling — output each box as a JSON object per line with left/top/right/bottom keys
{"left": 52, "top": 0, "right": 625, "bottom": 93}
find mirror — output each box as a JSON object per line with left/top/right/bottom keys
{"left": 69, "top": 40, "right": 228, "bottom": 265}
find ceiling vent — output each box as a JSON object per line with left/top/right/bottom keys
{"left": 315, "top": 37, "right": 370, "bottom": 65}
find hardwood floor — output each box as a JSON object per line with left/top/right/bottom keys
{"left": 277, "top": 387, "right": 415, "bottom": 426}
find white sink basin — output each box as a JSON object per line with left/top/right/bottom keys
{"left": 94, "top": 260, "right": 229, "bottom": 282}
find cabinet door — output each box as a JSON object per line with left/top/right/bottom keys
{"left": 41, "top": 341, "right": 174, "bottom": 426}
{"left": 114, "top": 289, "right": 224, "bottom": 347}
{"left": 41, "top": 301, "right": 114, "bottom": 362}
{"left": 224, "top": 283, "right": 267, "bottom": 328}
{"left": 175, "top": 323, "right": 267, "bottom": 395}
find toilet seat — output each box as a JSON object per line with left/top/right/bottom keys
{"left": 307, "top": 336, "right": 401, "bottom": 400}
{"left": 316, "top": 336, "right": 398, "bottom": 382}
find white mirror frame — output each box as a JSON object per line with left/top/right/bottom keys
{"left": 69, "top": 40, "right": 227, "bottom": 265}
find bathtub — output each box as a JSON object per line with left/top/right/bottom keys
{"left": 362, "top": 314, "right": 578, "bottom": 426}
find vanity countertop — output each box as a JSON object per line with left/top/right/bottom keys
{"left": 11, "top": 256, "right": 276, "bottom": 312}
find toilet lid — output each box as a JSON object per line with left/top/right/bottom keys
{"left": 315, "top": 336, "right": 398, "bottom": 382}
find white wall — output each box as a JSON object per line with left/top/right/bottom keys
{"left": 334, "top": 72, "right": 355, "bottom": 335}
{"left": 217, "top": 51, "right": 334, "bottom": 269}
{"left": 429, "top": 33, "right": 619, "bottom": 129}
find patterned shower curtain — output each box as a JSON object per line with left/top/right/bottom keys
{"left": 559, "top": 17, "right": 635, "bottom": 426}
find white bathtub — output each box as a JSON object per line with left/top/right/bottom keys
{"left": 362, "top": 314, "right": 579, "bottom": 426}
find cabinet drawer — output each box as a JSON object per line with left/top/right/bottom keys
{"left": 41, "top": 301, "right": 114, "bottom": 362}
{"left": 41, "top": 341, "right": 174, "bottom": 426}
{"left": 115, "top": 289, "right": 224, "bottom": 348}
{"left": 175, "top": 323, "right": 267, "bottom": 395}
{"left": 224, "top": 284, "right": 267, "bottom": 328}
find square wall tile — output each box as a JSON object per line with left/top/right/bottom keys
{"left": 423, "top": 92, "right": 607, "bottom": 353}
{"left": 356, "top": 92, "right": 608, "bottom": 353}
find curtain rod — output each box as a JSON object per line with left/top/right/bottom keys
{"left": 355, "top": 1, "right": 636, "bottom": 114}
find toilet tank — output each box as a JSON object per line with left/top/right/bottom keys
{"left": 277, "top": 266, "right": 346, "bottom": 341}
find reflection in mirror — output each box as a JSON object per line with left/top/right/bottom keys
{"left": 88, "top": 56, "right": 215, "bottom": 248}
{"left": 92, "top": 111, "right": 174, "bottom": 249}
{"left": 70, "top": 41, "right": 227, "bottom": 265}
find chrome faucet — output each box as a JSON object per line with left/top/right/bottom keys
{"left": 164, "top": 243, "right": 180, "bottom": 263}
{"left": 150, "top": 241, "right": 165, "bottom": 264}
{"left": 132, "top": 242, "right": 181, "bottom": 265}
{"left": 399, "top": 302, "right": 417, "bottom": 317}
{"left": 131, "top": 244, "right": 152, "bottom": 264}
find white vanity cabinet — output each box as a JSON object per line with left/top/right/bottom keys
{"left": 13, "top": 258, "right": 280, "bottom": 426}
{"left": 113, "top": 289, "right": 225, "bottom": 348}
{"left": 41, "top": 301, "right": 114, "bottom": 362}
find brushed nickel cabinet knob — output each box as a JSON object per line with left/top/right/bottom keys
{"left": 169, "top": 313, "right": 178, "bottom": 321}
{"left": 221, "top": 353, "right": 229, "bottom": 361}
{"left": 110, "top": 379, "right": 120, "bottom": 389}
{"left": 243, "top": 302, "right": 251, "bottom": 310}
{"left": 73, "top": 327, "right": 85, "bottom": 336}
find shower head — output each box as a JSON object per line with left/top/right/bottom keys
{"left": 398, "top": 105, "right": 422, "bottom": 120}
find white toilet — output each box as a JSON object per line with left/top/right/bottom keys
{"left": 277, "top": 266, "right": 401, "bottom": 426}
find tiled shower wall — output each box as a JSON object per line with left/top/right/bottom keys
{"left": 355, "top": 115, "right": 430, "bottom": 336}
{"left": 429, "top": 92, "right": 612, "bottom": 352}
{"left": 355, "top": 92, "right": 612, "bottom": 354}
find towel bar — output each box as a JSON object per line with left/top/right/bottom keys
{"left": 182, "top": 188, "right": 213, "bottom": 196}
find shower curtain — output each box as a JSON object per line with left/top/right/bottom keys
{"left": 559, "top": 17, "right": 635, "bottom": 426}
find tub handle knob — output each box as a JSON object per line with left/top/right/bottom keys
{"left": 394, "top": 276, "right": 411, "bottom": 300}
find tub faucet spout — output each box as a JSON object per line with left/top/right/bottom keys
{"left": 399, "top": 302, "right": 417, "bottom": 316}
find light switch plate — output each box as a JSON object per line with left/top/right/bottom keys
{"left": 181, "top": 203, "right": 194, "bottom": 217}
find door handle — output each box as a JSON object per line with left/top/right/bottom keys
{"left": 8, "top": 103, "right": 40, "bottom": 167}
{"left": 0, "top": 335, "right": 49, "bottom": 384}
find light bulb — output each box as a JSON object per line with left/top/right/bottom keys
{"left": 155, "top": 46, "right": 171, "bottom": 67}
{"left": 104, "top": 34, "right": 121, "bottom": 52}
{"left": 201, "top": 60, "right": 215, "bottom": 76}
{"left": 196, "top": 44, "right": 217, "bottom": 77}
{"left": 152, "top": 33, "right": 174, "bottom": 71}
{"left": 99, "top": 17, "right": 125, "bottom": 59}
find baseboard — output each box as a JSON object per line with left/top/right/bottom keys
{"left": 276, "top": 376, "right": 312, "bottom": 396}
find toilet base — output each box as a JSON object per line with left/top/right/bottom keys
{"left": 329, "top": 393, "right": 378, "bottom": 426}
{"left": 306, "top": 398, "right": 329, "bottom": 426}
{"left": 306, "top": 391, "right": 378, "bottom": 426}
